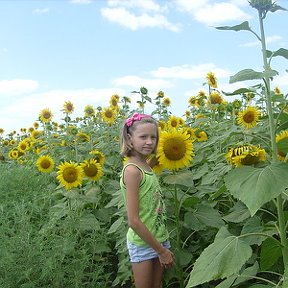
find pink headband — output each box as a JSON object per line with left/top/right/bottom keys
{"left": 125, "top": 112, "right": 151, "bottom": 127}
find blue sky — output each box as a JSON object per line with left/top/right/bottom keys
{"left": 0, "top": 0, "right": 287, "bottom": 135}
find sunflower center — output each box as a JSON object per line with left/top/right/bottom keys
{"left": 211, "top": 95, "right": 222, "bottom": 104}
{"left": 241, "top": 154, "right": 259, "bottom": 165}
{"left": 63, "top": 167, "right": 78, "bottom": 183}
{"left": 43, "top": 112, "right": 51, "bottom": 119}
{"left": 105, "top": 110, "right": 113, "bottom": 118}
{"left": 243, "top": 111, "right": 255, "bottom": 123}
{"left": 41, "top": 159, "right": 51, "bottom": 169}
{"left": 83, "top": 164, "right": 98, "bottom": 177}
{"left": 163, "top": 137, "right": 186, "bottom": 160}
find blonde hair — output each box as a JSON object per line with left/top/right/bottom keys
{"left": 120, "top": 116, "right": 159, "bottom": 157}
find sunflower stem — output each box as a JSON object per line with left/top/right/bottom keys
{"left": 173, "top": 183, "right": 184, "bottom": 288}
{"left": 257, "top": 8, "right": 288, "bottom": 268}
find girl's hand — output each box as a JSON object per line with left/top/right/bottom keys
{"left": 158, "top": 248, "right": 175, "bottom": 269}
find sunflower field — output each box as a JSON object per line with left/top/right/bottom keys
{"left": 1, "top": 1, "right": 288, "bottom": 288}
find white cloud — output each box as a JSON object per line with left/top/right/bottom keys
{"left": 151, "top": 64, "right": 231, "bottom": 79}
{"left": 0, "top": 79, "right": 39, "bottom": 96}
{"left": 0, "top": 88, "right": 125, "bottom": 133}
{"left": 240, "top": 35, "right": 283, "bottom": 47}
{"left": 112, "top": 75, "right": 173, "bottom": 89}
{"left": 273, "top": 73, "right": 288, "bottom": 88}
{"left": 107, "top": 0, "right": 163, "bottom": 12}
{"left": 32, "top": 8, "right": 50, "bottom": 14}
{"left": 101, "top": 7, "right": 180, "bottom": 31}
{"left": 174, "top": 0, "right": 250, "bottom": 26}
{"left": 0, "top": 48, "right": 8, "bottom": 53}
{"left": 194, "top": 3, "right": 250, "bottom": 26}
{"left": 174, "top": 0, "right": 209, "bottom": 12}
{"left": 70, "top": 0, "right": 93, "bottom": 4}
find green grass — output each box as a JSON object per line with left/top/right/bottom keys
{"left": 0, "top": 163, "right": 118, "bottom": 287}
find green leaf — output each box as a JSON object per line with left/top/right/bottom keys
{"left": 78, "top": 213, "right": 100, "bottom": 231}
{"left": 175, "top": 247, "right": 193, "bottom": 267}
{"left": 194, "top": 204, "right": 225, "bottom": 228}
{"left": 229, "top": 69, "right": 278, "bottom": 83}
{"left": 215, "top": 276, "right": 237, "bottom": 288}
{"left": 215, "top": 21, "right": 251, "bottom": 32}
{"left": 233, "top": 262, "right": 259, "bottom": 286}
{"left": 266, "top": 48, "right": 288, "bottom": 60}
{"left": 163, "top": 171, "right": 194, "bottom": 187}
{"left": 186, "top": 227, "right": 252, "bottom": 287}
{"left": 260, "top": 238, "right": 282, "bottom": 271}
{"left": 108, "top": 216, "right": 124, "bottom": 234}
{"left": 277, "top": 137, "right": 288, "bottom": 154}
{"left": 223, "top": 201, "right": 251, "bottom": 223}
{"left": 270, "top": 4, "right": 287, "bottom": 13}
{"left": 241, "top": 216, "right": 265, "bottom": 245}
{"left": 222, "top": 87, "right": 256, "bottom": 96}
{"left": 224, "top": 163, "right": 288, "bottom": 216}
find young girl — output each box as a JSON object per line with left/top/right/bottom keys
{"left": 120, "top": 112, "right": 175, "bottom": 288}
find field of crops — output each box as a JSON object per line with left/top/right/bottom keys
{"left": 1, "top": 2, "right": 288, "bottom": 288}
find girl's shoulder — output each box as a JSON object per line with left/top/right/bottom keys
{"left": 123, "top": 162, "right": 153, "bottom": 174}
{"left": 122, "top": 162, "right": 143, "bottom": 176}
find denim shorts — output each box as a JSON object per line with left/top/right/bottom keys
{"left": 127, "top": 240, "right": 171, "bottom": 263}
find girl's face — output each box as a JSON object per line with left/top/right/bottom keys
{"left": 129, "top": 122, "right": 158, "bottom": 157}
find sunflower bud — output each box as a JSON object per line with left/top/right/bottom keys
{"left": 249, "top": 0, "right": 273, "bottom": 12}
{"left": 140, "top": 86, "right": 148, "bottom": 95}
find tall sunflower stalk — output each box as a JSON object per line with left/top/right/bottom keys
{"left": 251, "top": 0, "right": 288, "bottom": 267}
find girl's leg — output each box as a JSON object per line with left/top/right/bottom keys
{"left": 151, "top": 257, "right": 164, "bottom": 288}
{"left": 132, "top": 258, "right": 164, "bottom": 288}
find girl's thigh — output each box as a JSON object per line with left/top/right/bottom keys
{"left": 132, "top": 258, "right": 163, "bottom": 288}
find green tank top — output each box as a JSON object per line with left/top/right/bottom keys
{"left": 120, "top": 163, "right": 169, "bottom": 247}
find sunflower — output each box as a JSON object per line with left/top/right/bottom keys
{"left": 0, "top": 128, "right": 4, "bottom": 135}
{"left": 157, "top": 91, "right": 165, "bottom": 98}
{"left": 89, "top": 150, "right": 105, "bottom": 165}
{"left": 109, "top": 94, "right": 120, "bottom": 107}
{"left": 17, "top": 139, "right": 30, "bottom": 153}
{"left": 162, "top": 97, "right": 171, "bottom": 107}
{"left": 237, "top": 106, "right": 261, "bottom": 129}
{"left": 63, "top": 101, "right": 74, "bottom": 114}
{"left": 188, "top": 96, "right": 198, "bottom": 107}
{"left": 274, "top": 87, "right": 281, "bottom": 95}
{"left": 101, "top": 107, "right": 116, "bottom": 124}
{"left": 184, "top": 110, "right": 191, "bottom": 118}
{"left": 76, "top": 132, "right": 91, "bottom": 143}
{"left": 276, "top": 130, "right": 288, "bottom": 161}
{"left": 2, "top": 140, "right": 9, "bottom": 146}
{"left": 84, "top": 105, "right": 95, "bottom": 117}
{"left": 209, "top": 91, "right": 223, "bottom": 105}
{"left": 31, "top": 130, "right": 43, "bottom": 139}
{"left": 8, "top": 149, "right": 19, "bottom": 159}
{"left": 56, "top": 161, "right": 83, "bottom": 190}
{"left": 80, "top": 159, "right": 103, "bottom": 181}
{"left": 226, "top": 145, "right": 266, "bottom": 167}
{"left": 36, "top": 155, "right": 55, "bottom": 173}
{"left": 206, "top": 72, "right": 218, "bottom": 88}
{"left": 33, "top": 122, "right": 39, "bottom": 129}
{"left": 157, "top": 129, "right": 194, "bottom": 170}
{"left": 243, "top": 92, "right": 255, "bottom": 103}
{"left": 152, "top": 159, "right": 165, "bottom": 174}
{"left": 167, "top": 116, "right": 180, "bottom": 129}
{"left": 9, "top": 139, "right": 16, "bottom": 146}
{"left": 232, "top": 99, "right": 242, "bottom": 110}
{"left": 39, "top": 108, "right": 53, "bottom": 123}
{"left": 194, "top": 130, "right": 208, "bottom": 142}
